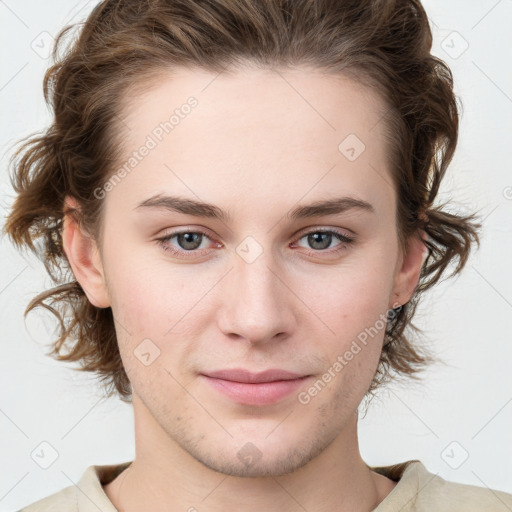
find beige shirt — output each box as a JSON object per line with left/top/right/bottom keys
{"left": 18, "top": 459, "right": 512, "bottom": 511}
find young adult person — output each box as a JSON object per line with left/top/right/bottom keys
{"left": 5, "top": 0, "right": 511, "bottom": 510}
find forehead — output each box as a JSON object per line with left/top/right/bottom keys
{"left": 109, "top": 65, "right": 395, "bottom": 220}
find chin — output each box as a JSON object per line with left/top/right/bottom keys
{"left": 184, "top": 435, "right": 330, "bottom": 478}
{"left": 198, "top": 452, "right": 309, "bottom": 478}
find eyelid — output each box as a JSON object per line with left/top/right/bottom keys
{"left": 158, "top": 225, "right": 354, "bottom": 243}
{"left": 157, "top": 225, "right": 219, "bottom": 242}
{"left": 156, "top": 225, "right": 355, "bottom": 259}
{"left": 291, "top": 225, "right": 355, "bottom": 243}
{"left": 155, "top": 226, "right": 222, "bottom": 259}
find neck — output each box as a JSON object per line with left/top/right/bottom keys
{"left": 104, "top": 395, "right": 396, "bottom": 512}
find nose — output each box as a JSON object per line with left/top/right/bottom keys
{"left": 216, "top": 249, "right": 297, "bottom": 345}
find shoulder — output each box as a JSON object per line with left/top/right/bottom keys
{"left": 17, "top": 461, "right": 131, "bottom": 512}
{"left": 372, "top": 460, "right": 512, "bottom": 512}
{"left": 16, "top": 485, "right": 77, "bottom": 512}
{"left": 420, "top": 473, "right": 512, "bottom": 511}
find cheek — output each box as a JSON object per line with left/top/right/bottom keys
{"left": 104, "top": 265, "right": 186, "bottom": 399}
{"left": 296, "top": 251, "right": 396, "bottom": 339}
{"left": 103, "top": 252, "right": 210, "bottom": 370}
{"left": 102, "top": 234, "right": 190, "bottom": 330}
{"left": 109, "top": 269, "right": 168, "bottom": 334}
{"left": 292, "top": 249, "right": 397, "bottom": 396}
{"left": 303, "top": 284, "right": 390, "bottom": 413}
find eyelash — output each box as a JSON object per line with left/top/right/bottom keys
{"left": 156, "top": 227, "right": 355, "bottom": 259}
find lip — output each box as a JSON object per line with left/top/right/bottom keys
{"left": 201, "top": 369, "right": 311, "bottom": 406}
{"left": 204, "top": 368, "right": 305, "bottom": 383}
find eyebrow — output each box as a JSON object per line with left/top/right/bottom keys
{"left": 134, "top": 194, "right": 375, "bottom": 222}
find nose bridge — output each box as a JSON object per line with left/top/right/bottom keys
{"left": 217, "top": 240, "right": 295, "bottom": 343}
{"left": 237, "top": 250, "right": 281, "bottom": 303}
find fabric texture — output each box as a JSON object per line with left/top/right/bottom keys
{"left": 18, "top": 459, "right": 512, "bottom": 511}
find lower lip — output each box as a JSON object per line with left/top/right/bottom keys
{"left": 202, "top": 375, "right": 310, "bottom": 406}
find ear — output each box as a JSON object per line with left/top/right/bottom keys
{"left": 390, "top": 229, "right": 428, "bottom": 309}
{"left": 61, "top": 196, "right": 111, "bottom": 308}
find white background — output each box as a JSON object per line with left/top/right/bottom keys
{"left": 1, "top": 1, "right": 511, "bottom": 510}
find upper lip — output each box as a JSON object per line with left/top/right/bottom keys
{"left": 203, "top": 369, "right": 306, "bottom": 383}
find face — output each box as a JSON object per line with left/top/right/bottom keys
{"left": 69, "top": 64, "right": 424, "bottom": 477}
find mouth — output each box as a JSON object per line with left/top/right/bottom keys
{"left": 200, "top": 368, "right": 311, "bottom": 406}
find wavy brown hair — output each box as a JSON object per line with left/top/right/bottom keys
{"left": 3, "top": 0, "right": 481, "bottom": 403}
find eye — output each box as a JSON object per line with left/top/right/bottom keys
{"left": 156, "top": 227, "right": 355, "bottom": 260}
{"left": 292, "top": 229, "right": 355, "bottom": 254}
{"left": 156, "top": 229, "right": 220, "bottom": 258}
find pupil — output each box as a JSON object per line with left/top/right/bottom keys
{"left": 309, "top": 232, "right": 331, "bottom": 250}
{"left": 179, "top": 232, "right": 201, "bottom": 250}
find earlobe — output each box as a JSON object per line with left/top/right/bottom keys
{"left": 62, "top": 196, "right": 111, "bottom": 308}
{"left": 390, "top": 230, "right": 428, "bottom": 309}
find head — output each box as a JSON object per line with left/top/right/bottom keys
{"left": 5, "top": 0, "right": 480, "bottom": 477}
